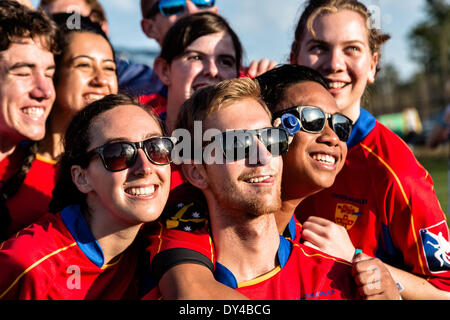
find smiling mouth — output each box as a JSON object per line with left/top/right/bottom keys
{"left": 311, "top": 153, "right": 337, "bottom": 165}
{"left": 243, "top": 175, "right": 273, "bottom": 184}
{"left": 83, "top": 93, "right": 105, "bottom": 104}
{"left": 125, "top": 185, "right": 156, "bottom": 197}
{"left": 22, "top": 106, "right": 45, "bottom": 119}
{"left": 327, "top": 81, "right": 349, "bottom": 90}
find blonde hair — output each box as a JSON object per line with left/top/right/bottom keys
{"left": 176, "top": 78, "right": 270, "bottom": 135}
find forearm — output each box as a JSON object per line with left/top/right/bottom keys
{"left": 159, "top": 264, "right": 249, "bottom": 300}
{"left": 385, "top": 264, "right": 450, "bottom": 300}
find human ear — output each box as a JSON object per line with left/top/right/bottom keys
{"left": 181, "top": 164, "right": 208, "bottom": 190}
{"left": 154, "top": 57, "right": 171, "bottom": 86}
{"left": 141, "top": 18, "right": 157, "bottom": 40}
{"left": 367, "top": 52, "right": 379, "bottom": 84}
{"left": 71, "top": 165, "right": 93, "bottom": 194}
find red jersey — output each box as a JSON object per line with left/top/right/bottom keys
{"left": 215, "top": 236, "right": 359, "bottom": 300}
{"left": 145, "top": 215, "right": 358, "bottom": 300}
{"left": 296, "top": 108, "right": 450, "bottom": 290}
{"left": 0, "top": 149, "right": 57, "bottom": 237}
{"left": 0, "top": 205, "right": 150, "bottom": 300}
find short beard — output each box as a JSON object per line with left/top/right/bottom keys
{"left": 209, "top": 177, "right": 282, "bottom": 218}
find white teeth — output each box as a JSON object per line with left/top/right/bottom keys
{"left": 84, "top": 94, "right": 105, "bottom": 103}
{"left": 125, "top": 186, "right": 155, "bottom": 196}
{"left": 22, "top": 107, "right": 44, "bottom": 118}
{"left": 246, "top": 176, "right": 270, "bottom": 183}
{"left": 327, "top": 82, "right": 347, "bottom": 89}
{"left": 312, "top": 154, "right": 336, "bottom": 165}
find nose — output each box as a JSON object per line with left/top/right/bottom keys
{"left": 30, "top": 73, "right": 54, "bottom": 101}
{"left": 323, "top": 48, "right": 345, "bottom": 74}
{"left": 203, "top": 58, "right": 219, "bottom": 78}
{"left": 248, "top": 137, "right": 273, "bottom": 166}
{"left": 133, "top": 149, "right": 154, "bottom": 176}
{"left": 317, "top": 122, "right": 340, "bottom": 147}
{"left": 90, "top": 66, "right": 109, "bottom": 87}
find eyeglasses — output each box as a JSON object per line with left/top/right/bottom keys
{"left": 272, "top": 106, "right": 353, "bottom": 142}
{"left": 209, "top": 127, "right": 290, "bottom": 162}
{"left": 85, "top": 137, "right": 177, "bottom": 172}
{"left": 146, "top": 0, "right": 215, "bottom": 18}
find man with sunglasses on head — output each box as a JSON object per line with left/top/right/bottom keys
{"left": 142, "top": 75, "right": 401, "bottom": 300}
{"left": 140, "top": 0, "right": 276, "bottom": 79}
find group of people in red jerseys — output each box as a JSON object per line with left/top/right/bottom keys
{"left": 0, "top": 0, "right": 449, "bottom": 301}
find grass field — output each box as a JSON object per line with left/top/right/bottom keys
{"left": 415, "top": 146, "right": 448, "bottom": 217}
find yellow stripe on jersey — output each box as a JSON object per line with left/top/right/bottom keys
{"left": 238, "top": 266, "right": 282, "bottom": 289}
{"left": 297, "top": 244, "right": 352, "bottom": 267}
{"left": 35, "top": 153, "right": 57, "bottom": 165}
{"left": 156, "top": 221, "right": 164, "bottom": 254}
{"left": 0, "top": 242, "right": 77, "bottom": 299}
{"left": 359, "top": 143, "right": 426, "bottom": 275}
{"left": 208, "top": 235, "right": 214, "bottom": 263}
{"left": 360, "top": 143, "right": 410, "bottom": 208}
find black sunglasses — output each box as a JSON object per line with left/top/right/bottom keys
{"left": 272, "top": 106, "right": 353, "bottom": 142}
{"left": 85, "top": 137, "right": 176, "bottom": 172}
{"left": 146, "top": 0, "right": 215, "bottom": 18}
{"left": 207, "top": 127, "right": 290, "bottom": 162}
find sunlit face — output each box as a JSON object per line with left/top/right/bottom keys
{"left": 275, "top": 81, "right": 347, "bottom": 198}
{"left": 55, "top": 32, "right": 118, "bottom": 117}
{"left": 202, "top": 98, "right": 282, "bottom": 217}
{"left": 0, "top": 37, "right": 55, "bottom": 143}
{"left": 164, "top": 31, "right": 237, "bottom": 113}
{"left": 82, "top": 105, "right": 171, "bottom": 227}
{"left": 293, "top": 9, "right": 378, "bottom": 121}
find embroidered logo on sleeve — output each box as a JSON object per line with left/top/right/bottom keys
{"left": 419, "top": 221, "right": 450, "bottom": 273}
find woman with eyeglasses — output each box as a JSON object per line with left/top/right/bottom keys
{"left": 0, "top": 94, "right": 173, "bottom": 299}
{"left": 291, "top": 0, "right": 450, "bottom": 299}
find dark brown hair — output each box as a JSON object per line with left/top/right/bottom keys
{"left": 0, "top": 0, "right": 59, "bottom": 54}
{"left": 160, "top": 12, "right": 243, "bottom": 76}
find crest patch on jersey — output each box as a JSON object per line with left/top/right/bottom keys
{"left": 334, "top": 203, "right": 361, "bottom": 230}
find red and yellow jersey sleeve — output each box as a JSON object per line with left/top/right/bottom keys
{"left": 297, "top": 112, "right": 450, "bottom": 291}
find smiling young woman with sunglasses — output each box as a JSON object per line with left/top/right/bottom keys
{"left": 0, "top": 94, "right": 173, "bottom": 299}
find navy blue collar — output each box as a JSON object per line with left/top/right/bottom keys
{"left": 346, "top": 108, "right": 376, "bottom": 149}
{"left": 61, "top": 205, "right": 105, "bottom": 268}
{"left": 214, "top": 235, "right": 292, "bottom": 289}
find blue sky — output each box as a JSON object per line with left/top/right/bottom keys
{"left": 31, "top": 0, "right": 428, "bottom": 80}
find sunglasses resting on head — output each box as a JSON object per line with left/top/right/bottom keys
{"left": 146, "top": 0, "right": 215, "bottom": 18}
{"left": 85, "top": 136, "right": 177, "bottom": 172}
{"left": 272, "top": 106, "right": 353, "bottom": 142}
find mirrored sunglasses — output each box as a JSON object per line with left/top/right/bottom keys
{"left": 272, "top": 106, "right": 353, "bottom": 142}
